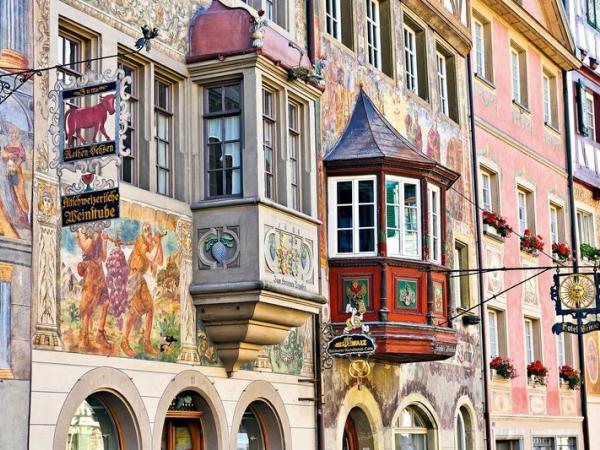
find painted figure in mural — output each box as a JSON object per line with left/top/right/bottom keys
{"left": 426, "top": 122, "right": 441, "bottom": 161}
{"left": 76, "top": 229, "right": 112, "bottom": 351}
{"left": 64, "top": 94, "right": 116, "bottom": 147}
{"left": 120, "top": 222, "right": 164, "bottom": 357}
{"left": 404, "top": 113, "right": 423, "bottom": 152}
{"left": 2, "top": 124, "right": 29, "bottom": 226}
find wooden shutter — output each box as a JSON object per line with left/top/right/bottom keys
{"left": 577, "top": 79, "right": 589, "bottom": 137}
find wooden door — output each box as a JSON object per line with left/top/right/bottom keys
{"left": 161, "top": 418, "right": 203, "bottom": 450}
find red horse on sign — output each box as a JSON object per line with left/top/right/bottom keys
{"left": 64, "top": 94, "right": 116, "bottom": 146}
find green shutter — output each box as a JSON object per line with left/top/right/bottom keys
{"left": 589, "top": 0, "right": 596, "bottom": 27}
{"left": 577, "top": 79, "right": 590, "bottom": 137}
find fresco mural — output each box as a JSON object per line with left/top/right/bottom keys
{"left": 198, "top": 316, "right": 313, "bottom": 376}
{"left": 60, "top": 200, "right": 183, "bottom": 361}
{"left": 0, "top": 0, "right": 33, "bottom": 241}
{"left": 60, "top": 0, "right": 307, "bottom": 55}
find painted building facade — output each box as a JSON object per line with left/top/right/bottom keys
{"left": 470, "top": 0, "right": 584, "bottom": 448}
{"left": 25, "top": 1, "right": 325, "bottom": 449}
{"left": 563, "top": 0, "right": 600, "bottom": 447}
{"left": 317, "top": 1, "right": 485, "bottom": 450}
{"left": 0, "top": 0, "right": 34, "bottom": 448}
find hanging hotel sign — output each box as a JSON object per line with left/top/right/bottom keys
{"left": 49, "top": 69, "right": 130, "bottom": 230}
{"left": 551, "top": 272, "right": 600, "bottom": 316}
{"left": 551, "top": 271, "right": 600, "bottom": 335}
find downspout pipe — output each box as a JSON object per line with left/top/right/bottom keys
{"left": 466, "top": 56, "right": 493, "bottom": 450}
{"left": 563, "top": 69, "right": 591, "bottom": 450}
{"left": 306, "top": 0, "right": 316, "bottom": 62}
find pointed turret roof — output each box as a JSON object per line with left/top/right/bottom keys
{"left": 324, "top": 90, "right": 459, "bottom": 187}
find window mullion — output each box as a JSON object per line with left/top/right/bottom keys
{"left": 353, "top": 180, "right": 359, "bottom": 255}
{"left": 400, "top": 181, "right": 405, "bottom": 257}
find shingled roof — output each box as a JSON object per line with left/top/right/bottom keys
{"left": 323, "top": 89, "right": 459, "bottom": 187}
{"left": 324, "top": 89, "right": 433, "bottom": 163}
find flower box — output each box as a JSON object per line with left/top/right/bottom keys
{"left": 552, "top": 243, "right": 571, "bottom": 262}
{"left": 482, "top": 211, "right": 512, "bottom": 238}
{"left": 520, "top": 230, "right": 544, "bottom": 256}
{"left": 559, "top": 364, "right": 581, "bottom": 390}
{"left": 490, "top": 356, "right": 517, "bottom": 380}
{"left": 527, "top": 360, "right": 548, "bottom": 387}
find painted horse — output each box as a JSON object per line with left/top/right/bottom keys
{"left": 64, "top": 94, "right": 116, "bottom": 146}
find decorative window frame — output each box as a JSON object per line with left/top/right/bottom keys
{"left": 428, "top": 184, "right": 441, "bottom": 263}
{"left": 327, "top": 175, "right": 378, "bottom": 258}
{"left": 385, "top": 175, "right": 422, "bottom": 260}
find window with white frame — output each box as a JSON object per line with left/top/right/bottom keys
{"left": 455, "top": 407, "right": 472, "bottom": 450}
{"left": 488, "top": 309, "right": 499, "bottom": 358}
{"left": 428, "top": 185, "right": 441, "bottom": 262}
{"left": 386, "top": 176, "right": 421, "bottom": 258}
{"left": 473, "top": 19, "right": 485, "bottom": 79}
{"left": 325, "top": 0, "right": 354, "bottom": 49}
{"left": 549, "top": 203, "right": 565, "bottom": 244}
{"left": 437, "top": 51, "right": 449, "bottom": 115}
{"left": 205, "top": 82, "right": 243, "bottom": 198}
{"left": 549, "top": 204, "right": 559, "bottom": 244}
{"left": 0, "top": 275, "right": 10, "bottom": 368}
{"left": 263, "top": 89, "right": 276, "bottom": 200}
{"left": 118, "top": 58, "right": 141, "bottom": 185}
{"left": 510, "top": 45, "right": 527, "bottom": 107}
{"left": 403, "top": 16, "right": 428, "bottom": 101}
{"left": 454, "top": 241, "right": 469, "bottom": 309}
{"left": 533, "top": 437, "right": 554, "bottom": 450}
{"left": 584, "top": 90, "right": 596, "bottom": 140}
{"left": 472, "top": 13, "right": 493, "bottom": 82}
{"left": 404, "top": 25, "right": 418, "bottom": 94}
{"left": 542, "top": 72, "right": 558, "bottom": 128}
{"left": 517, "top": 187, "right": 534, "bottom": 234}
{"left": 328, "top": 177, "right": 377, "bottom": 256}
{"left": 288, "top": 101, "right": 301, "bottom": 211}
{"left": 436, "top": 45, "right": 458, "bottom": 121}
{"left": 393, "top": 405, "right": 437, "bottom": 450}
{"left": 577, "top": 209, "right": 595, "bottom": 246}
{"left": 155, "top": 79, "right": 173, "bottom": 196}
{"left": 366, "top": 0, "right": 381, "bottom": 70}
{"left": 556, "top": 437, "right": 577, "bottom": 450}
{"left": 480, "top": 167, "right": 499, "bottom": 213}
{"left": 242, "top": 0, "right": 287, "bottom": 29}
{"left": 524, "top": 318, "right": 540, "bottom": 365}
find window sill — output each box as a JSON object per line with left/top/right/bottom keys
{"left": 474, "top": 74, "right": 496, "bottom": 90}
{"left": 544, "top": 122, "right": 560, "bottom": 135}
{"left": 512, "top": 100, "right": 530, "bottom": 115}
{"left": 192, "top": 196, "right": 322, "bottom": 225}
{"left": 483, "top": 225, "right": 506, "bottom": 243}
{"left": 406, "top": 88, "right": 430, "bottom": 108}
{"left": 324, "top": 33, "right": 356, "bottom": 57}
{"left": 364, "top": 60, "right": 395, "bottom": 83}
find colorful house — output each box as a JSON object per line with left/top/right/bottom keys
{"left": 318, "top": 0, "right": 483, "bottom": 449}
{"left": 470, "top": 0, "right": 582, "bottom": 448}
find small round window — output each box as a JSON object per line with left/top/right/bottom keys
{"left": 67, "top": 395, "right": 121, "bottom": 450}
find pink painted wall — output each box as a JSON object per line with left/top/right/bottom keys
{"left": 474, "top": 16, "right": 570, "bottom": 417}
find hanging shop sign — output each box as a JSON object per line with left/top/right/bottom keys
{"left": 326, "top": 333, "right": 376, "bottom": 358}
{"left": 50, "top": 69, "right": 130, "bottom": 230}
{"left": 551, "top": 272, "right": 600, "bottom": 316}
{"left": 552, "top": 321, "right": 600, "bottom": 335}
{"left": 325, "top": 303, "right": 377, "bottom": 358}
{"left": 551, "top": 271, "right": 600, "bottom": 336}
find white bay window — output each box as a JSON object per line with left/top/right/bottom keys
{"left": 386, "top": 176, "right": 421, "bottom": 258}
{"left": 328, "top": 177, "right": 377, "bottom": 256}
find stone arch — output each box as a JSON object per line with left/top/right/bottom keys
{"left": 392, "top": 392, "right": 442, "bottom": 450}
{"left": 336, "top": 385, "right": 385, "bottom": 450}
{"left": 53, "top": 366, "right": 151, "bottom": 450}
{"left": 229, "top": 380, "right": 292, "bottom": 450}
{"left": 152, "top": 369, "right": 228, "bottom": 450}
